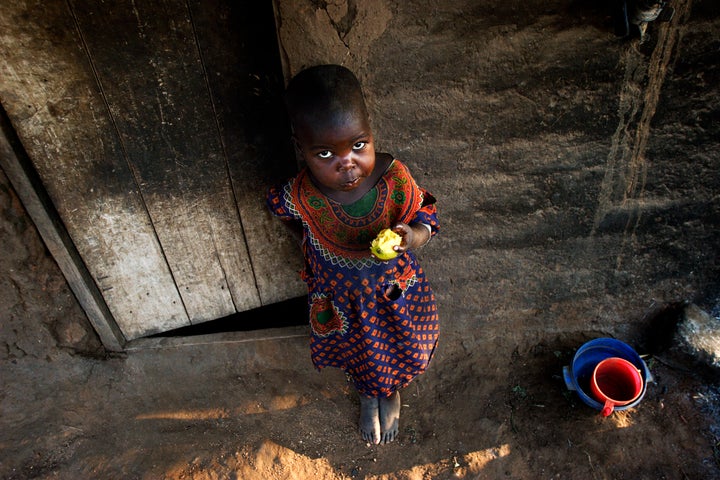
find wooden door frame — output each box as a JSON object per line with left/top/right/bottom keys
{"left": 1, "top": 108, "right": 126, "bottom": 351}
{"left": 2, "top": 115, "right": 310, "bottom": 352}
{"left": 1, "top": 2, "right": 301, "bottom": 351}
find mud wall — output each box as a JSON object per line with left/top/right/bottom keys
{"left": 1, "top": 0, "right": 718, "bottom": 354}
{"left": 0, "top": 166, "right": 102, "bottom": 357}
{"left": 274, "top": 0, "right": 719, "bottom": 347}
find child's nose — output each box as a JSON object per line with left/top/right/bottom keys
{"left": 337, "top": 152, "right": 356, "bottom": 170}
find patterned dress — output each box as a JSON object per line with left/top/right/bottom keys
{"left": 267, "top": 159, "right": 439, "bottom": 397}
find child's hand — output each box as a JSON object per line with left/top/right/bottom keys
{"left": 391, "top": 222, "right": 430, "bottom": 253}
{"left": 390, "top": 223, "right": 413, "bottom": 254}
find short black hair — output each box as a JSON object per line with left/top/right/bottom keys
{"left": 285, "top": 65, "right": 368, "bottom": 130}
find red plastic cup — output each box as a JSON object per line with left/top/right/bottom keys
{"left": 591, "top": 357, "right": 644, "bottom": 417}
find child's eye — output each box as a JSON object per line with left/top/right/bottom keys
{"left": 352, "top": 142, "right": 366, "bottom": 151}
{"left": 317, "top": 151, "right": 333, "bottom": 159}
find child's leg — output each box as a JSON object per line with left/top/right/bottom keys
{"left": 359, "top": 394, "right": 380, "bottom": 444}
{"left": 379, "top": 391, "right": 401, "bottom": 444}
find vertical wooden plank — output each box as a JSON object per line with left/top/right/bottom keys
{"left": 68, "top": 0, "right": 262, "bottom": 320}
{"left": 188, "top": 0, "right": 306, "bottom": 306}
{"left": 0, "top": 0, "right": 189, "bottom": 340}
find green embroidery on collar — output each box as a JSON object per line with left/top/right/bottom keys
{"left": 341, "top": 187, "right": 378, "bottom": 217}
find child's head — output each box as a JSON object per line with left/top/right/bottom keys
{"left": 286, "top": 65, "right": 376, "bottom": 195}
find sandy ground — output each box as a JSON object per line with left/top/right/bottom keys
{"left": 2, "top": 330, "right": 720, "bottom": 480}
{"left": 1, "top": 239, "right": 719, "bottom": 479}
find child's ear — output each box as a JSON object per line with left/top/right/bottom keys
{"left": 291, "top": 135, "right": 305, "bottom": 167}
{"left": 291, "top": 135, "right": 302, "bottom": 155}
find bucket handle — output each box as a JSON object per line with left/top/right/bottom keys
{"left": 639, "top": 354, "right": 655, "bottom": 384}
{"left": 562, "top": 365, "right": 577, "bottom": 391}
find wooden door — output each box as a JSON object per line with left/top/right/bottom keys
{"left": 0, "top": 0, "right": 304, "bottom": 341}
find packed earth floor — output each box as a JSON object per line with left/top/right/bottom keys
{"left": 1, "top": 238, "right": 719, "bottom": 479}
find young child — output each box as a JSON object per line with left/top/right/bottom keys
{"left": 267, "top": 65, "right": 439, "bottom": 445}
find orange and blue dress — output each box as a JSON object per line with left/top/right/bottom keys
{"left": 267, "top": 159, "right": 439, "bottom": 397}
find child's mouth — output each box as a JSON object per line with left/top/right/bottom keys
{"left": 341, "top": 177, "right": 360, "bottom": 189}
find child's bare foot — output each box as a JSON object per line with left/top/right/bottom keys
{"left": 379, "top": 391, "right": 401, "bottom": 444}
{"left": 359, "top": 395, "right": 380, "bottom": 444}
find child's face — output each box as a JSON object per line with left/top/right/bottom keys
{"left": 294, "top": 109, "right": 376, "bottom": 195}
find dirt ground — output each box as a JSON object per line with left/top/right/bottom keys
{"left": 1, "top": 172, "right": 719, "bottom": 479}
{"left": 2, "top": 289, "right": 720, "bottom": 480}
{"left": 3, "top": 1, "right": 720, "bottom": 479}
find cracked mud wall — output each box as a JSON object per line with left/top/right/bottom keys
{"left": 0, "top": 0, "right": 718, "bottom": 353}
{"left": 273, "top": 0, "right": 391, "bottom": 80}
{"left": 593, "top": 0, "right": 692, "bottom": 230}
{"left": 273, "top": 0, "right": 720, "bottom": 346}
{"left": 0, "top": 167, "right": 102, "bottom": 359}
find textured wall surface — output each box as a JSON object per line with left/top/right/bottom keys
{"left": 2, "top": 0, "right": 718, "bottom": 349}
{"left": 274, "top": 0, "right": 719, "bottom": 346}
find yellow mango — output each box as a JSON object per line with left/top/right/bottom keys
{"left": 370, "top": 228, "right": 402, "bottom": 260}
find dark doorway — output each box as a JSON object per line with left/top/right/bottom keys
{"left": 152, "top": 296, "right": 307, "bottom": 337}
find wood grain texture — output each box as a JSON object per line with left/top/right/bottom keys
{"left": 1, "top": 0, "right": 306, "bottom": 342}
{"left": 0, "top": 0, "right": 189, "bottom": 340}
{"left": 68, "top": 0, "right": 262, "bottom": 320}
{"left": 188, "top": 0, "right": 306, "bottom": 305}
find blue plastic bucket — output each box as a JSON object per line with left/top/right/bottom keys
{"left": 563, "top": 338, "right": 652, "bottom": 413}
